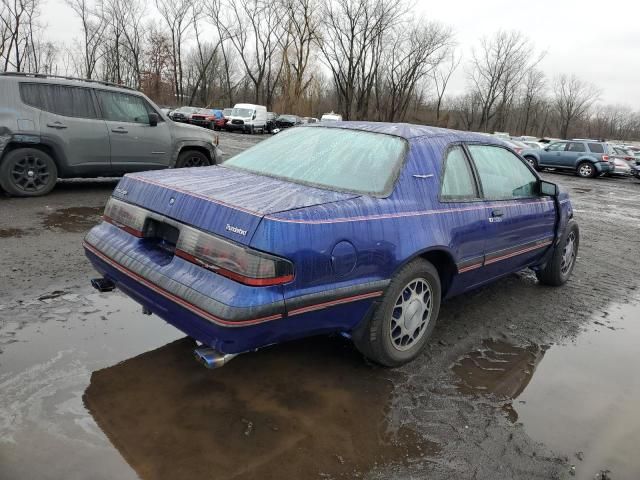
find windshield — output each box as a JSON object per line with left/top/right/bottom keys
{"left": 231, "top": 108, "right": 253, "bottom": 117}
{"left": 278, "top": 115, "right": 297, "bottom": 122}
{"left": 224, "top": 127, "right": 407, "bottom": 196}
{"left": 178, "top": 106, "right": 199, "bottom": 113}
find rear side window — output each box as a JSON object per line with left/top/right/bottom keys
{"left": 19, "top": 83, "right": 97, "bottom": 119}
{"left": 547, "top": 142, "right": 566, "bottom": 152}
{"left": 96, "top": 90, "right": 155, "bottom": 123}
{"left": 468, "top": 145, "right": 538, "bottom": 199}
{"left": 588, "top": 143, "right": 604, "bottom": 153}
{"left": 567, "top": 142, "right": 586, "bottom": 152}
{"left": 440, "top": 146, "right": 477, "bottom": 200}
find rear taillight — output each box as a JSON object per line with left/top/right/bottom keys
{"left": 602, "top": 155, "right": 610, "bottom": 162}
{"left": 175, "top": 225, "right": 294, "bottom": 286}
{"left": 514, "top": 147, "right": 523, "bottom": 154}
{"left": 103, "top": 197, "right": 147, "bottom": 237}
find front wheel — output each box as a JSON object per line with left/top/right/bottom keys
{"left": 353, "top": 259, "right": 441, "bottom": 367}
{"left": 0, "top": 148, "right": 58, "bottom": 197}
{"left": 175, "top": 150, "right": 211, "bottom": 168}
{"left": 536, "top": 219, "right": 579, "bottom": 286}
{"left": 525, "top": 156, "right": 538, "bottom": 170}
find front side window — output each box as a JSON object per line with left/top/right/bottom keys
{"left": 96, "top": 91, "right": 154, "bottom": 123}
{"left": 440, "top": 146, "right": 477, "bottom": 200}
{"left": 20, "top": 83, "right": 97, "bottom": 119}
{"left": 224, "top": 127, "right": 407, "bottom": 196}
{"left": 468, "top": 145, "right": 538, "bottom": 199}
{"left": 567, "top": 142, "right": 586, "bottom": 152}
{"left": 547, "top": 142, "right": 566, "bottom": 152}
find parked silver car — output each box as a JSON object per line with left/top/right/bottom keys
{"left": 0, "top": 73, "right": 221, "bottom": 196}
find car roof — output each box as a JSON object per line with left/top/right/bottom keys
{"left": 301, "top": 121, "right": 505, "bottom": 144}
{"left": 0, "top": 72, "right": 138, "bottom": 93}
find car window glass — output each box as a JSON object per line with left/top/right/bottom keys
{"left": 468, "top": 145, "right": 538, "bottom": 199}
{"left": 96, "top": 91, "right": 153, "bottom": 123}
{"left": 20, "top": 83, "right": 97, "bottom": 119}
{"left": 567, "top": 142, "right": 586, "bottom": 152}
{"left": 588, "top": 143, "right": 604, "bottom": 153}
{"left": 547, "top": 142, "right": 566, "bottom": 152}
{"left": 441, "top": 146, "right": 477, "bottom": 200}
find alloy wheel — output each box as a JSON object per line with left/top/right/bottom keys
{"left": 389, "top": 278, "right": 433, "bottom": 351}
{"left": 579, "top": 164, "right": 593, "bottom": 177}
{"left": 182, "top": 155, "right": 209, "bottom": 167}
{"left": 560, "top": 231, "right": 577, "bottom": 275}
{"left": 10, "top": 154, "right": 51, "bottom": 193}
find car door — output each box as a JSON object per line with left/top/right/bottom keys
{"left": 22, "top": 83, "right": 111, "bottom": 173}
{"left": 437, "top": 145, "right": 488, "bottom": 294}
{"left": 538, "top": 141, "right": 567, "bottom": 167}
{"left": 95, "top": 89, "right": 173, "bottom": 173}
{"left": 563, "top": 141, "right": 587, "bottom": 168}
{"left": 466, "top": 144, "right": 556, "bottom": 282}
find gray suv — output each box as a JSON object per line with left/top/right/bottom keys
{"left": 521, "top": 140, "right": 614, "bottom": 178}
{"left": 0, "top": 73, "right": 221, "bottom": 196}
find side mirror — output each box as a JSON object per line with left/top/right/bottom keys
{"left": 252, "top": 113, "right": 256, "bottom": 120}
{"left": 148, "top": 113, "right": 159, "bottom": 127}
{"left": 540, "top": 180, "right": 559, "bottom": 197}
{"left": 543, "top": 146, "right": 549, "bottom": 151}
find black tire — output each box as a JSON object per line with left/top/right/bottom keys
{"left": 175, "top": 150, "right": 211, "bottom": 168}
{"left": 536, "top": 219, "right": 579, "bottom": 286}
{"left": 577, "top": 162, "right": 596, "bottom": 178}
{"left": 353, "top": 259, "right": 441, "bottom": 367}
{"left": 525, "top": 156, "right": 538, "bottom": 170}
{"left": 0, "top": 148, "right": 58, "bottom": 197}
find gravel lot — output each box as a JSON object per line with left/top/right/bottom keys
{"left": 1, "top": 131, "right": 639, "bottom": 479}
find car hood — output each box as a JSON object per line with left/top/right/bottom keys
{"left": 169, "top": 121, "right": 215, "bottom": 140}
{"left": 111, "top": 166, "right": 359, "bottom": 245}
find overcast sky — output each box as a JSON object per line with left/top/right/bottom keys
{"left": 40, "top": 0, "right": 640, "bottom": 109}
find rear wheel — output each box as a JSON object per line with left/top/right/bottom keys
{"left": 0, "top": 148, "right": 58, "bottom": 197}
{"left": 525, "top": 156, "right": 538, "bottom": 170}
{"left": 175, "top": 150, "right": 211, "bottom": 168}
{"left": 353, "top": 259, "right": 441, "bottom": 367}
{"left": 536, "top": 220, "right": 579, "bottom": 286}
{"left": 577, "top": 162, "right": 596, "bottom": 178}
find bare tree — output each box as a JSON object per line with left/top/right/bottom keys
{"left": 318, "top": 0, "right": 406, "bottom": 120}
{"left": 66, "top": 0, "right": 105, "bottom": 79}
{"left": 376, "top": 20, "right": 453, "bottom": 121}
{"left": 104, "top": 0, "right": 146, "bottom": 87}
{"left": 517, "top": 68, "right": 545, "bottom": 134}
{"left": 1, "top": 0, "right": 41, "bottom": 72}
{"left": 431, "top": 50, "right": 460, "bottom": 123}
{"left": 155, "top": 0, "right": 195, "bottom": 102}
{"left": 553, "top": 74, "right": 600, "bottom": 139}
{"left": 469, "top": 30, "right": 543, "bottom": 131}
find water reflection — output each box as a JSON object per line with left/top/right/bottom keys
{"left": 83, "top": 337, "right": 438, "bottom": 479}
{"left": 42, "top": 206, "right": 104, "bottom": 233}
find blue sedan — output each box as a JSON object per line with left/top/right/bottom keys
{"left": 84, "top": 123, "right": 579, "bottom": 367}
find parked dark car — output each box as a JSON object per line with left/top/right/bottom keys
{"left": 265, "top": 112, "right": 278, "bottom": 133}
{"left": 274, "top": 114, "right": 302, "bottom": 130}
{"left": 169, "top": 106, "right": 199, "bottom": 123}
{"left": 190, "top": 108, "right": 224, "bottom": 129}
{"left": 521, "top": 140, "right": 614, "bottom": 178}
{"left": 0, "top": 73, "right": 221, "bottom": 197}
{"left": 85, "top": 123, "right": 578, "bottom": 369}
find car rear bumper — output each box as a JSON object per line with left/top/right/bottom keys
{"left": 84, "top": 222, "right": 386, "bottom": 353}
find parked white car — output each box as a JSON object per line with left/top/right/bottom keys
{"left": 225, "top": 103, "right": 268, "bottom": 134}
{"left": 321, "top": 112, "right": 343, "bottom": 122}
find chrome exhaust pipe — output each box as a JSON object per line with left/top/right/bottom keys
{"left": 194, "top": 347, "right": 237, "bottom": 369}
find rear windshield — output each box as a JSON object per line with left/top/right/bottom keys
{"left": 224, "top": 127, "right": 407, "bottom": 196}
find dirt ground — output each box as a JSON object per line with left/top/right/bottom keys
{"left": 1, "top": 132, "right": 639, "bottom": 480}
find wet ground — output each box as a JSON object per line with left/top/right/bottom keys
{"left": 1, "top": 134, "right": 640, "bottom": 479}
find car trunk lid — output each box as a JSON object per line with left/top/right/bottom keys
{"left": 112, "top": 166, "right": 359, "bottom": 245}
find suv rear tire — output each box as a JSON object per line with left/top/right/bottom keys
{"left": 525, "top": 156, "right": 538, "bottom": 170}
{"left": 577, "top": 162, "right": 596, "bottom": 178}
{"left": 175, "top": 150, "right": 211, "bottom": 168}
{"left": 0, "top": 148, "right": 58, "bottom": 197}
{"left": 353, "top": 259, "right": 441, "bottom": 367}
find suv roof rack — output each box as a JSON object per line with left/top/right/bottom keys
{"left": 0, "top": 72, "right": 136, "bottom": 91}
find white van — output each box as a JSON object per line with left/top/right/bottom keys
{"left": 226, "top": 103, "right": 268, "bottom": 134}
{"left": 321, "top": 112, "right": 343, "bottom": 122}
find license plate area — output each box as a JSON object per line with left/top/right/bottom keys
{"left": 143, "top": 218, "right": 180, "bottom": 257}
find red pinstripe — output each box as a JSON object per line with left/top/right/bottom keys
{"left": 288, "top": 290, "right": 384, "bottom": 316}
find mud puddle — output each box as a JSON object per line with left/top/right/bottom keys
{"left": 0, "top": 227, "right": 29, "bottom": 238}
{"left": 41, "top": 206, "right": 104, "bottom": 233}
{"left": 1, "top": 290, "right": 436, "bottom": 480}
{"left": 452, "top": 301, "right": 640, "bottom": 478}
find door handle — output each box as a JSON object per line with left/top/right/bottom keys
{"left": 111, "top": 127, "right": 128, "bottom": 134}
{"left": 46, "top": 122, "right": 67, "bottom": 129}
{"left": 491, "top": 209, "right": 504, "bottom": 217}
